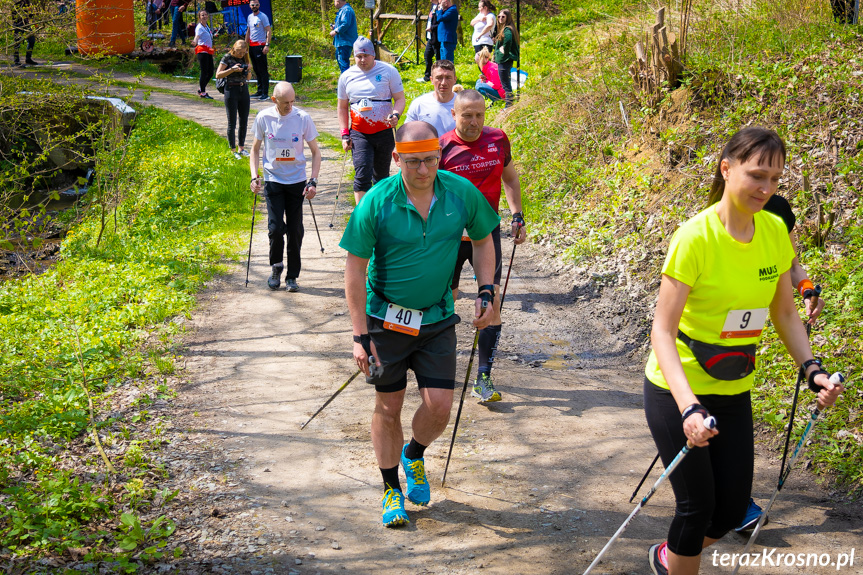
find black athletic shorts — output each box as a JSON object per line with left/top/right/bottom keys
{"left": 366, "top": 313, "right": 460, "bottom": 393}
{"left": 451, "top": 225, "right": 502, "bottom": 290}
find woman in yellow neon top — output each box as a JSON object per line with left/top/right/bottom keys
{"left": 643, "top": 127, "right": 844, "bottom": 575}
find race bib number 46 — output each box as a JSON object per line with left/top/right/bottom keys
{"left": 384, "top": 303, "right": 422, "bottom": 336}
{"left": 275, "top": 147, "right": 296, "bottom": 162}
{"left": 720, "top": 308, "right": 768, "bottom": 339}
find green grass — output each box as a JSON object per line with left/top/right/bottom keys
{"left": 0, "top": 104, "right": 252, "bottom": 563}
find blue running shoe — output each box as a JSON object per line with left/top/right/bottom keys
{"left": 381, "top": 488, "right": 409, "bottom": 527}
{"left": 401, "top": 444, "right": 431, "bottom": 506}
{"left": 734, "top": 498, "right": 767, "bottom": 532}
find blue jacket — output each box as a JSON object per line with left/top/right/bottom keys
{"left": 333, "top": 3, "right": 358, "bottom": 48}
{"left": 436, "top": 5, "right": 458, "bottom": 43}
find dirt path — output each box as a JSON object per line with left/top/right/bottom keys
{"left": 6, "top": 65, "right": 861, "bottom": 574}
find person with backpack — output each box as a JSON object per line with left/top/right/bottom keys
{"left": 215, "top": 40, "right": 253, "bottom": 159}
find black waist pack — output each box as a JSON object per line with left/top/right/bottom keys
{"left": 678, "top": 330, "right": 756, "bottom": 381}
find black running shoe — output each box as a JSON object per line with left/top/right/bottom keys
{"left": 268, "top": 263, "right": 283, "bottom": 290}
{"left": 285, "top": 278, "right": 299, "bottom": 292}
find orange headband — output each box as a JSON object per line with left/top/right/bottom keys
{"left": 395, "top": 138, "right": 440, "bottom": 154}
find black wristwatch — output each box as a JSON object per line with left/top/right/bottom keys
{"left": 801, "top": 358, "right": 822, "bottom": 372}
{"left": 352, "top": 334, "right": 371, "bottom": 344}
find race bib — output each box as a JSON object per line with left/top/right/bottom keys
{"left": 720, "top": 308, "right": 768, "bottom": 339}
{"left": 384, "top": 303, "right": 422, "bottom": 336}
{"left": 274, "top": 146, "right": 296, "bottom": 162}
{"left": 358, "top": 98, "right": 373, "bottom": 112}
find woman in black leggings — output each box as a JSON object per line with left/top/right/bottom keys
{"left": 215, "top": 40, "right": 252, "bottom": 159}
{"left": 643, "top": 127, "right": 843, "bottom": 575}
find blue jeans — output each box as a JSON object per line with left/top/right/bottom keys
{"left": 497, "top": 61, "right": 513, "bottom": 107}
{"left": 475, "top": 79, "right": 501, "bottom": 102}
{"left": 440, "top": 41, "right": 456, "bottom": 62}
{"left": 335, "top": 45, "right": 351, "bottom": 73}
{"left": 169, "top": 6, "right": 185, "bottom": 45}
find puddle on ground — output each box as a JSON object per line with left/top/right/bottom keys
{"left": 516, "top": 337, "right": 581, "bottom": 371}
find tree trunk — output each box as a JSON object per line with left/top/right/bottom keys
{"left": 321, "top": 0, "right": 328, "bottom": 33}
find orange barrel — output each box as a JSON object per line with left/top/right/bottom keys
{"left": 76, "top": 0, "right": 136, "bottom": 56}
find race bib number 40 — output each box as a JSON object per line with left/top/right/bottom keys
{"left": 384, "top": 303, "right": 422, "bottom": 336}
{"left": 720, "top": 308, "right": 768, "bottom": 339}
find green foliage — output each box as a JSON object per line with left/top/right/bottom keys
{"left": 0, "top": 106, "right": 251, "bottom": 559}
{"left": 117, "top": 513, "right": 177, "bottom": 561}
{"left": 497, "top": 0, "right": 863, "bottom": 493}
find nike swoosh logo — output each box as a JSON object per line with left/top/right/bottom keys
{"left": 446, "top": 212, "right": 454, "bottom": 216}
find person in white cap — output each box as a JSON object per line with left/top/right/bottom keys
{"left": 336, "top": 36, "right": 406, "bottom": 205}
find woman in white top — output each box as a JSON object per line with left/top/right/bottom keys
{"left": 470, "top": 0, "right": 496, "bottom": 54}
{"left": 193, "top": 10, "right": 215, "bottom": 99}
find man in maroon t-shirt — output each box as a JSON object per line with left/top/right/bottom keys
{"left": 440, "top": 89, "right": 527, "bottom": 403}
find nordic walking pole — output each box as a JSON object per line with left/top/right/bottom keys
{"left": 732, "top": 372, "right": 846, "bottom": 575}
{"left": 307, "top": 198, "right": 324, "bottom": 253}
{"left": 582, "top": 417, "right": 717, "bottom": 575}
{"left": 779, "top": 285, "right": 821, "bottom": 477}
{"left": 329, "top": 149, "right": 350, "bottom": 228}
{"left": 629, "top": 452, "right": 660, "bottom": 503}
{"left": 631, "top": 288, "right": 825, "bottom": 502}
{"left": 300, "top": 368, "right": 363, "bottom": 429}
{"left": 441, "top": 327, "right": 482, "bottom": 487}
{"left": 484, "top": 230, "right": 520, "bottom": 380}
{"left": 244, "top": 188, "right": 259, "bottom": 287}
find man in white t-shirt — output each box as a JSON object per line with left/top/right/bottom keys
{"left": 250, "top": 82, "right": 322, "bottom": 293}
{"left": 405, "top": 59, "right": 457, "bottom": 140}
{"left": 337, "top": 36, "right": 406, "bottom": 205}
{"left": 244, "top": 0, "right": 271, "bottom": 100}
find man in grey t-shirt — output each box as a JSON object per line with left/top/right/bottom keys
{"left": 405, "top": 59, "right": 457, "bottom": 140}
{"left": 250, "top": 82, "right": 322, "bottom": 292}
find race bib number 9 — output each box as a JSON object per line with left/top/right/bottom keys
{"left": 720, "top": 308, "right": 768, "bottom": 339}
{"left": 275, "top": 147, "right": 296, "bottom": 162}
{"left": 384, "top": 303, "right": 422, "bottom": 336}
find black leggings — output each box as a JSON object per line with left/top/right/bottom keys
{"left": 223, "top": 84, "right": 250, "bottom": 149}
{"left": 197, "top": 53, "right": 214, "bottom": 93}
{"left": 643, "top": 378, "right": 753, "bottom": 557}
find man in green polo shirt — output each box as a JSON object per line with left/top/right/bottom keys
{"left": 340, "top": 120, "right": 499, "bottom": 528}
